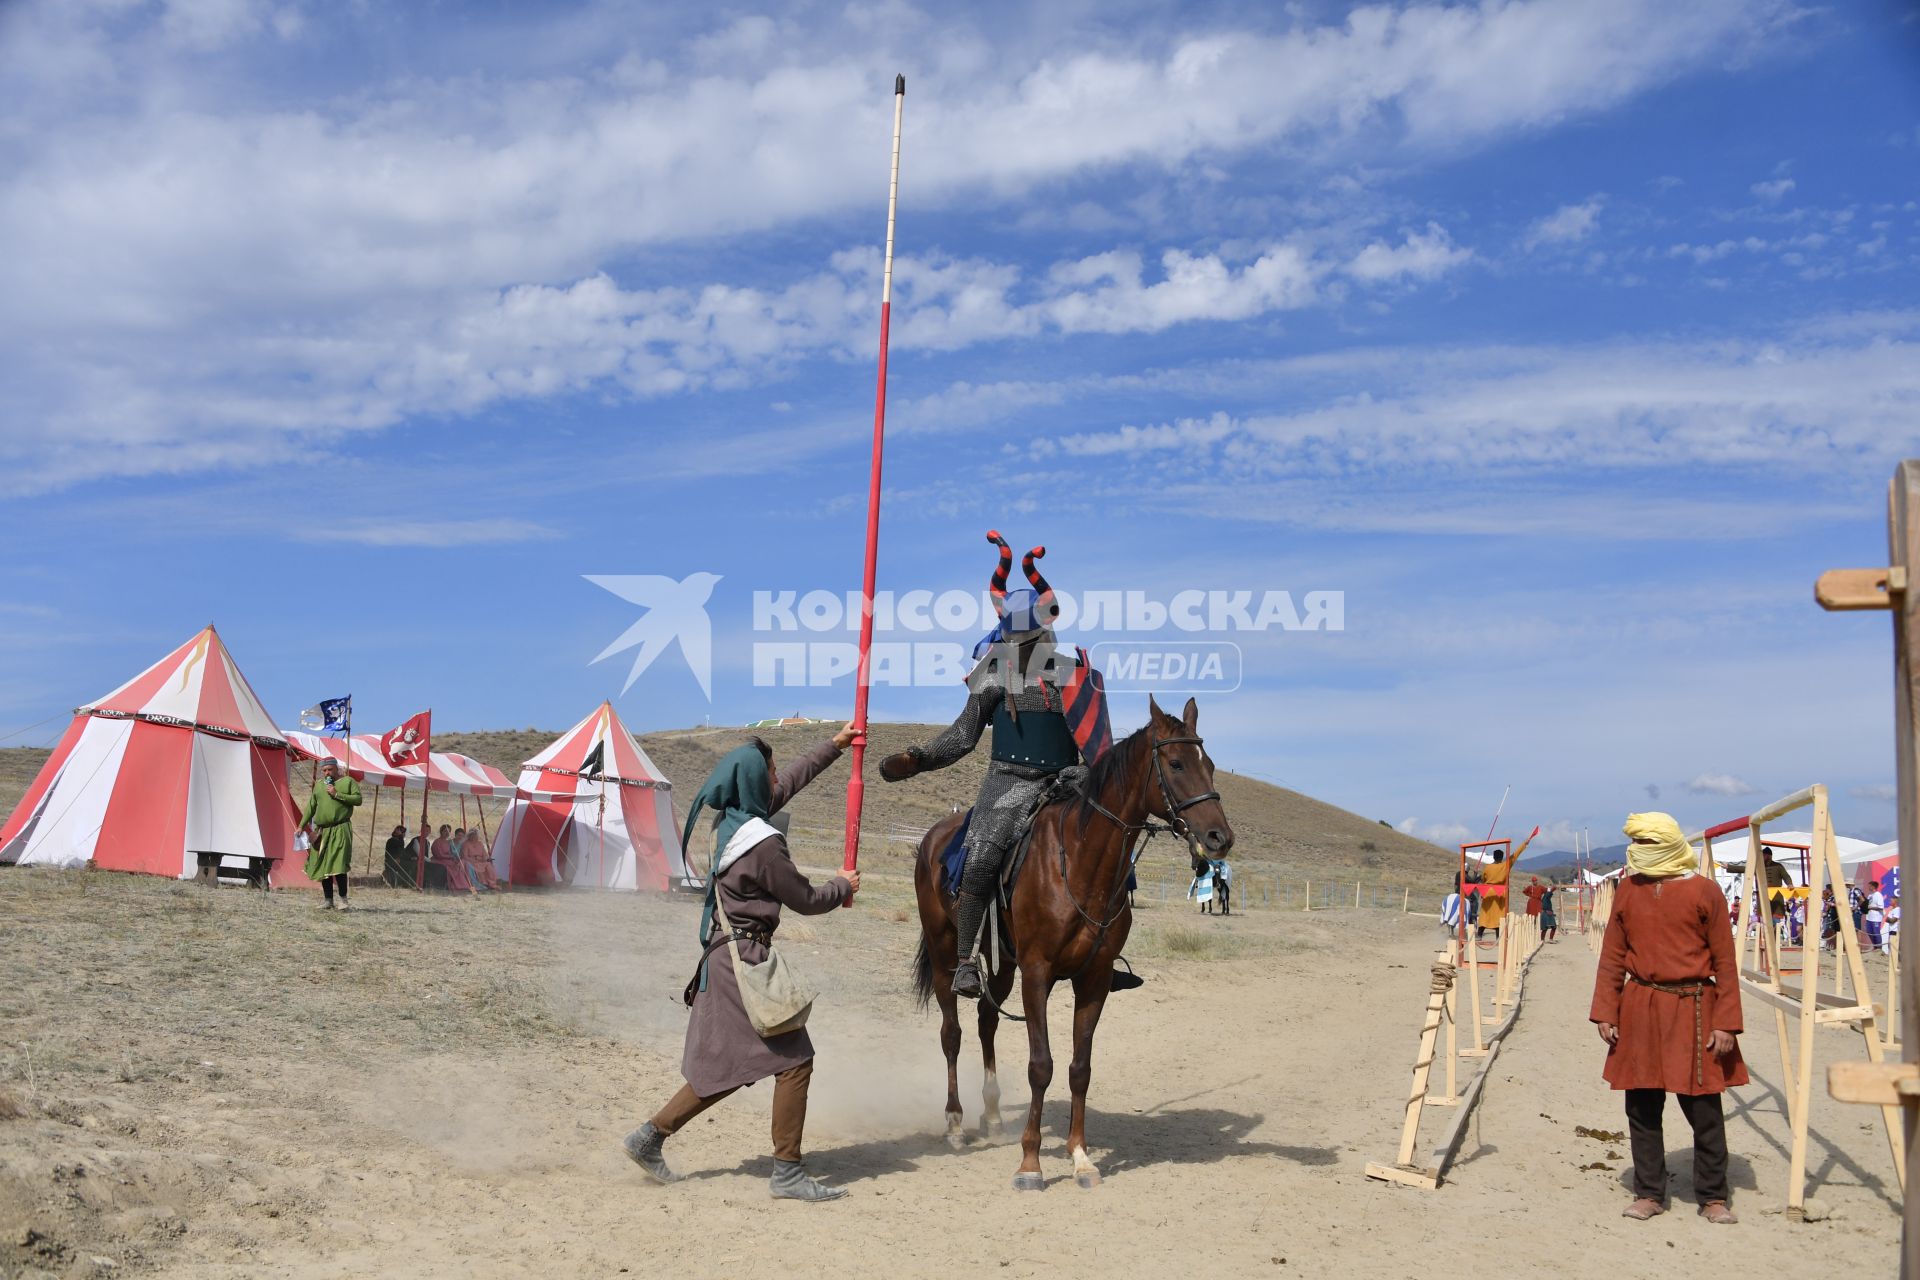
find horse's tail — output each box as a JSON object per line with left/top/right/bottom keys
{"left": 911, "top": 933, "right": 935, "bottom": 1010}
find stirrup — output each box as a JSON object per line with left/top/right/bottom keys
{"left": 952, "top": 959, "right": 984, "bottom": 999}
{"left": 1109, "top": 956, "right": 1144, "bottom": 991}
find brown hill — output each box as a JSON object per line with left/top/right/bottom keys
{"left": 0, "top": 723, "right": 1454, "bottom": 894}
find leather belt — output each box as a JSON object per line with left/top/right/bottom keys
{"left": 1627, "top": 973, "right": 1711, "bottom": 1089}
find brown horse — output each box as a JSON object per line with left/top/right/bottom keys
{"left": 910, "top": 695, "right": 1234, "bottom": 1189}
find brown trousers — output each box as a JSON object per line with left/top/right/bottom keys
{"left": 650, "top": 1059, "right": 813, "bottom": 1163}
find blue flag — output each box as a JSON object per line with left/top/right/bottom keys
{"left": 301, "top": 696, "right": 352, "bottom": 734}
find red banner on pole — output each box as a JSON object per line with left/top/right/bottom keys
{"left": 380, "top": 710, "right": 431, "bottom": 770}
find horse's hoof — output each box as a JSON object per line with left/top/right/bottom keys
{"left": 979, "top": 1116, "right": 1002, "bottom": 1139}
{"left": 945, "top": 1131, "right": 969, "bottom": 1151}
{"left": 1011, "top": 1172, "right": 1046, "bottom": 1192}
{"left": 1076, "top": 1170, "right": 1102, "bottom": 1189}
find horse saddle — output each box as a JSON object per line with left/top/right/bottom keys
{"left": 938, "top": 769, "right": 1089, "bottom": 901}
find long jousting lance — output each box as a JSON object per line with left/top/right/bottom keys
{"left": 1485, "top": 782, "right": 1510, "bottom": 842}
{"left": 841, "top": 73, "right": 906, "bottom": 898}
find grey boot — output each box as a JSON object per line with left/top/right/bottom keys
{"left": 622, "top": 1122, "right": 680, "bottom": 1184}
{"left": 769, "top": 1159, "right": 848, "bottom": 1202}
{"left": 951, "top": 890, "right": 988, "bottom": 999}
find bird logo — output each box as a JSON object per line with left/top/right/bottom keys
{"left": 585, "top": 573, "right": 723, "bottom": 699}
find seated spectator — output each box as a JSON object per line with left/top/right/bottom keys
{"left": 462, "top": 826, "right": 501, "bottom": 891}
{"left": 382, "top": 824, "right": 414, "bottom": 888}
{"left": 428, "top": 823, "right": 474, "bottom": 893}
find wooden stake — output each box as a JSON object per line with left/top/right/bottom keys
{"left": 1463, "top": 917, "right": 1487, "bottom": 1055}
{"left": 1441, "top": 936, "right": 1459, "bottom": 1102}
{"left": 1893, "top": 462, "right": 1920, "bottom": 1280}
{"left": 1891, "top": 928, "right": 1903, "bottom": 1053}
{"left": 1390, "top": 949, "right": 1453, "bottom": 1165}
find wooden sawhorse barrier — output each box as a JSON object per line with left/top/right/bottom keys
{"left": 1366, "top": 911, "right": 1542, "bottom": 1189}
{"left": 1691, "top": 783, "right": 1905, "bottom": 1219}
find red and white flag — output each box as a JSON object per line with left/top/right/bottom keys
{"left": 380, "top": 711, "right": 431, "bottom": 769}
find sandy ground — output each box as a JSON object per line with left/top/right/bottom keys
{"left": 0, "top": 867, "right": 1901, "bottom": 1278}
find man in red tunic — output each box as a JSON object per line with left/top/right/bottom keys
{"left": 1590, "top": 811, "right": 1746, "bottom": 1225}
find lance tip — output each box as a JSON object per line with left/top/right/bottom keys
{"left": 895, "top": 73, "right": 905, "bottom": 95}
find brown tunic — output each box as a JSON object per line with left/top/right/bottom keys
{"left": 1590, "top": 872, "right": 1748, "bottom": 1095}
{"left": 682, "top": 738, "right": 849, "bottom": 1096}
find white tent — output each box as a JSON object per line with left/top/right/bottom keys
{"left": 1698, "top": 829, "right": 1880, "bottom": 872}
{"left": 0, "top": 627, "right": 305, "bottom": 885}
{"left": 1838, "top": 839, "right": 1897, "bottom": 870}
{"left": 491, "top": 703, "right": 688, "bottom": 891}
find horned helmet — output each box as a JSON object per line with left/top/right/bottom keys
{"left": 972, "top": 529, "right": 1060, "bottom": 660}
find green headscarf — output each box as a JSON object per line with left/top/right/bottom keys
{"left": 683, "top": 744, "right": 773, "bottom": 953}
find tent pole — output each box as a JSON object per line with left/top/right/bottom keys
{"left": 367, "top": 787, "right": 379, "bottom": 886}
{"left": 417, "top": 784, "right": 428, "bottom": 892}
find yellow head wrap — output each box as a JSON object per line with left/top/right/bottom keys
{"left": 1623, "top": 812, "right": 1697, "bottom": 878}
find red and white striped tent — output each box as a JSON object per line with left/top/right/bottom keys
{"left": 491, "top": 702, "right": 687, "bottom": 891}
{"left": 284, "top": 731, "right": 513, "bottom": 797}
{"left": 0, "top": 626, "right": 307, "bottom": 885}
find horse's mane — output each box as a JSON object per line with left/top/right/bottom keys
{"left": 1071, "top": 718, "right": 1155, "bottom": 835}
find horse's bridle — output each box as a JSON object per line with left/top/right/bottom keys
{"left": 1081, "top": 726, "right": 1220, "bottom": 847}
{"left": 1146, "top": 731, "right": 1221, "bottom": 845}
{"left": 1063, "top": 726, "right": 1221, "bottom": 937}
{"left": 977, "top": 726, "right": 1223, "bottom": 1020}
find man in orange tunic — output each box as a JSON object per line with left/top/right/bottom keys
{"left": 1590, "top": 812, "right": 1746, "bottom": 1225}
{"left": 1477, "top": 849, "right": 1510, "bottom": 932}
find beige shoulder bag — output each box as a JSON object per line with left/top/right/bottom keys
{"left": 711, "top": 867, "right": 818, "bottom": 1038}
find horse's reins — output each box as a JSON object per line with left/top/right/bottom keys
{"left": 979, "top": 728, "right": 1219, "bottom": 1023}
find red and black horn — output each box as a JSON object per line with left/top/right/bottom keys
{"left": 985, "top": 530, "right": 1013, "bottom": 600}
{"left": 1023, "top": 544, "right": 1059, "bottom": 622}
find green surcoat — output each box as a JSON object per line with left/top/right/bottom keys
{"left": 301, "top": 774, "right": 363, "bottom": 879}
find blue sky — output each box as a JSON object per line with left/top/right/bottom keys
{"left": 2, "top": 0, "right": 1917, "bottom": 848}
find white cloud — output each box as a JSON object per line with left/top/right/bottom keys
{"left": 0, "top": 234, "right": 1452, "bottom": 494}
{"left": 160, "top": 0, "right": 298, "bottom": 51}
{"left": 1685, "top": 773, "right": 1758, "bottom": 797}
{"left": 299, "top": 518, "right": 561, "bottom": 548}
{"left": 1035, "top": 412, "right": 1241, "bottom": 458}
{"left": 1751, "top": 176, "right": 1796, "bottom": 202}
{"left": 1345, "top": 223, "right": 1473, "bottom": 283}
{"left": 1396, "top": 817, "right": 1474, "bottom": 846}
{"left": 1851, "top": 783, "right": 1897, "bottom": 803}
{"left": 0, "top": 1, "right": 1800, "bottom": 489}
{"left": 1003, "top": 315, "right": 1920, "bottom": 482}
{"left": 1524, "top": 198, "right": 1603, "bottom": 249}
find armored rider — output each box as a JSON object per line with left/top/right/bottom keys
{"left": 880, "top": 532, "right": 1095, "bottom": 999}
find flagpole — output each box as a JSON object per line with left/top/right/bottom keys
{"left": 841, "top": 73, "right": 906, "bottom": 897}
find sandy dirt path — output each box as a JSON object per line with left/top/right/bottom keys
{"left": 0, "top": 873, "right": 1901, "bottom": 1278}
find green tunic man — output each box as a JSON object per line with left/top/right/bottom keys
{"left": 301, "top": 759, "right": 363, "bottom": 909}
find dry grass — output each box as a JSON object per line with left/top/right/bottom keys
{"left": 1, "top": 720, "right": 1457, "bottom": 896}
{"left": 1141, "top": 923, "right": 1241, "bottom": 960}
